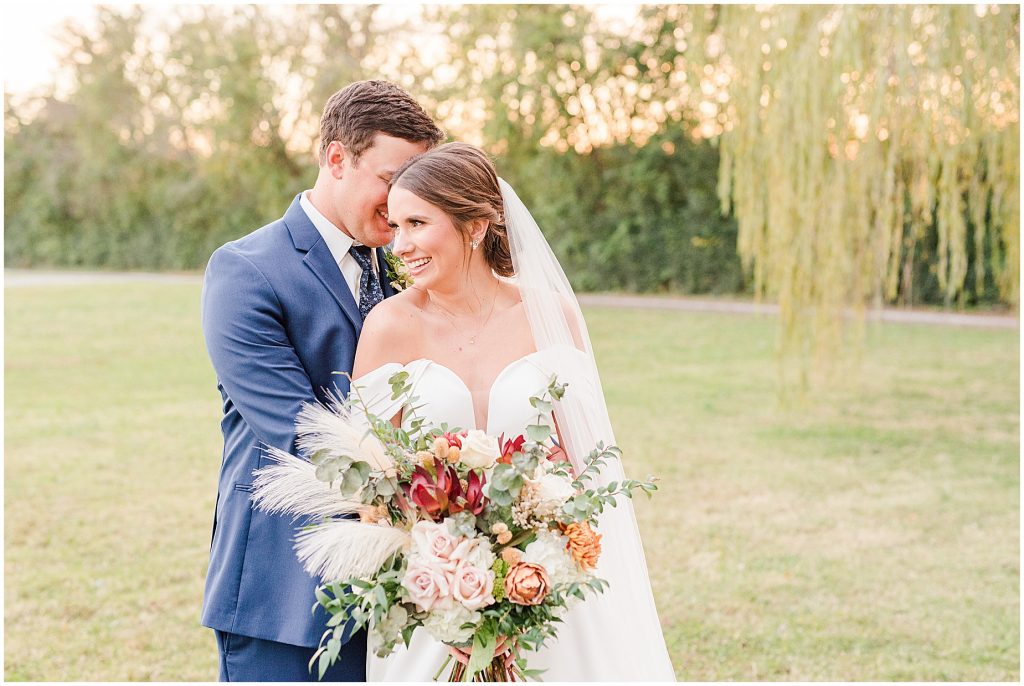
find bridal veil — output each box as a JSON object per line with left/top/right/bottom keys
{"left": 500, "top": 179, "right": 676, "bottom": 680}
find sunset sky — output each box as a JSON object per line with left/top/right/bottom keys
{"left": 2, "top": 2, "right": 644, "bottom": 98}
{"left": 4, "top": 3, "right": 108, "bottom": 95}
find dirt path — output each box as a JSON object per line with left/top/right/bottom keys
{"left": 5, "top": 269, "right": 1017, "bottom": 330}
{"left": 577, "top": 294, "right": 1018, "bottom": 330}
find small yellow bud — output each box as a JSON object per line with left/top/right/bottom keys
{"left": 416, "top": 450, "right": 435, "bottom": 467}
{"left": 490, "top": 522, "right": 510, "bottom": 535}
{"left": 433, "top": 436, "right": 450, "bottom": 460}
{"left": 496, "top": 531, "right": 513, "bottom": 545}
{"left": 447, "top": 445, "right": 461, "bottom": 463}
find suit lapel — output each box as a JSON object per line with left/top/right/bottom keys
{"left": 283, "top": 195, "right": 363, "bottom": 334}
{"left": 305, "top": 241, "right": 363, "bottom": 334}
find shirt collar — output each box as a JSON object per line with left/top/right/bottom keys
{"left": 299, "top": 190, "right": 356, "bottom": 264}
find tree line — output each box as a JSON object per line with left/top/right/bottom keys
{"left": 4, "top": 5, "right": 1018, "bottom": 315}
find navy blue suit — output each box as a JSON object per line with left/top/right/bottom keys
{"left": 200, "top": 194, "right": 394, "bottom": 680}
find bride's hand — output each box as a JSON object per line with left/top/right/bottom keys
{"left": 546, "top": 444, "right": 569, "bottom": 463}
{"left": 546, "top": 445, "right": 578, "bottom": 480}
{"left": 449, "top": 635, "right": 514, "bottom": 666}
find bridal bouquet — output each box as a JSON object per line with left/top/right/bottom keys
{"left": 251, "top": 373, "right": 657, "bottom": 681}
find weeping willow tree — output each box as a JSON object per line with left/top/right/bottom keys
{"left": 708, "top": 5, "right": 1019, "bottom": 390}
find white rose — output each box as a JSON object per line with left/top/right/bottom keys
{"left": 459, "top": 430, "right": 500, "bottom": 470}
{"left": 522, "top": 528, "right": 585, "bottom": 587}
{"left": 534, "top": 472, "right": 576, "bottom": 513}
{"left": 421, "top": 603, "right": 481, "bottom": 645}
{"left": 450, "top": 536, "right": 497, "bottom": 571}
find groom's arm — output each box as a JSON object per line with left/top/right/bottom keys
{"left": 201, "top": 246, "right": 315, "bottom": 453}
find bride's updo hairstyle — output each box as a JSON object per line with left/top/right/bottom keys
{"left": 389, "top": 142, "right": 514, "bottom": 277}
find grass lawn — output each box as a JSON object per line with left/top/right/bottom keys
{"left": 4, "top": 283, "right": 1019, "bottom": 680}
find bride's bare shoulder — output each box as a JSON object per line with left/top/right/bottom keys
{"left": 354, "top": 289, "right": 427, "bottom": 376}
{"left": 364, "top": 288, "right": 427, "bottom": 328}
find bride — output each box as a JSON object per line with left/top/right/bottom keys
{"left": 352, "top": 142, "right": 675, "bottom": 681}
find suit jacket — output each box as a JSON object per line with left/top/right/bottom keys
{"left": 200, "top": 194, "right": 395, "bottom": 648}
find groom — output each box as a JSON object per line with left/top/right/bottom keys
{"left": 200, "top": 81, "right": 443, "bottom": 681}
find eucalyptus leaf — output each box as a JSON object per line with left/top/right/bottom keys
{"left": 339, "top": 469, "right": 364, "bottom": 496}
{"left": 526, "top": 423, "right": 551, "bottom": 442}
{"left": 488, "top": 488, "right": 513, "bottom": 507}
{"left": 376, "top": 477, "right": 397, "bottom": 497}
{"left": 318, "top": 651, "right": 331, "bottom": 680}
{"left": 351, "top": 461, "right": 371, "bottom": 481}
{"left": 315, "top": 462, "right": 338, "bottom": 484}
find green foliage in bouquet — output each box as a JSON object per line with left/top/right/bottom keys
{"left": 262, "top": 372, "right": 660, "bottom": 681}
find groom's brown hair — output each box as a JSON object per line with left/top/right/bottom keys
{"left": 318, "top": 81, "right": 444, "bottom": 165}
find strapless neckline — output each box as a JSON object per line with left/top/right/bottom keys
{"left": 403, "top": 351, "right": 544, "bottom": 430}
{"left": 352, "top": 345, "right": 590, "bottom": 438}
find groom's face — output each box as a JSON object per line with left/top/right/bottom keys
{"left": 330, "top": 134, "right": 427, "bottom": 248}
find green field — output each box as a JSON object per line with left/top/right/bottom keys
{"left": 4, "top": 283, "right": 1019, "bottom": 680}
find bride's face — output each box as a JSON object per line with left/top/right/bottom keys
{"left": 388, "top": 186, "right": 470, "bottom": 289}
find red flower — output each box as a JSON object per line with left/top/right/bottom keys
{"left": 450, "top": 469, "right": 486, "bottom": 515}
{"left": 443, "top": 431, "right": 466, "bottom": 450}
{"left": 406, "top": 457, "right": 460, "bottom": 519}
{"left": 496, "top": 434, "right": 527, "bottom": 465}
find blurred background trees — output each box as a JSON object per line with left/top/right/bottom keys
{"left": 5, "top": 4, "right": 1019, "bottom": 318}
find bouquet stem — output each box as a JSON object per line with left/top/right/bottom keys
{"left": 447, "top": 651, "right": 525, "bottom": 682}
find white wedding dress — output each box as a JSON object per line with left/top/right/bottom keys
{"left": 353, "top": 346, "right": 676, "bottom": 682}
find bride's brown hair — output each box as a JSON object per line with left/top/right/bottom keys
{"left": 389, "top": 142, "right": 514, "bottom": 277}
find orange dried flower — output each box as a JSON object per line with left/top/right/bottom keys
{"left": 563, "top": 521, "right": 602, "bottom": 571}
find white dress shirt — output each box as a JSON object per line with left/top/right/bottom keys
{"left": 299, "top": 190, "right": 378, "bottom": 305}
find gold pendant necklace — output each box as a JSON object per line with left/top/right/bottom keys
{"left": 431, "top": 285, "right": 498, "bottom": 348}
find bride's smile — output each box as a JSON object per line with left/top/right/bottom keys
{"left": 387, "top": 185, "right": 484, "bottom": 291}
{"left": 404, "top": 256, "right": 431, "bottom": 274}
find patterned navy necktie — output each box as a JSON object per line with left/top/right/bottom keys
{"left": 348, "top": 245, "right": 384, "bottom": 319}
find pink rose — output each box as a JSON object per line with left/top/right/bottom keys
{"left": 401, "top": 558, "right": 451, "bottom": 612}
{"left": 410, "top": 521, "right": 459, "bottom": 567}
{"left": 451, "top": 562, "right": 495, "bottom": 611}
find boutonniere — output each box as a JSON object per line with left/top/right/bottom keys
{"left": 383, "top": 248, "right": 413, "bottom": 291}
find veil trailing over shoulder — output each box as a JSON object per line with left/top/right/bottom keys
{"left": 499, "top": 178, "right": 615, "bottom": 474}
{"left": 499, "top": 179, "right": 676, "bottom": 680}
{"left": 500, "top": 177, "right": 621, "bottom": 471}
